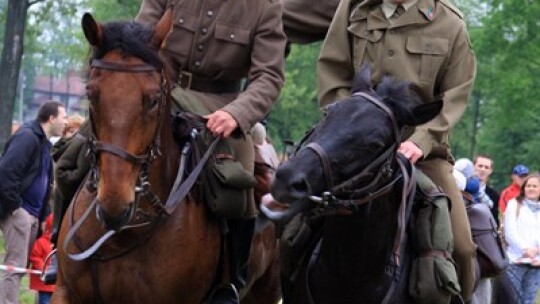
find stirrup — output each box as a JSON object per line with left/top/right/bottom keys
{"left": 40, "top": 248, "right": 57, "bottom": 283}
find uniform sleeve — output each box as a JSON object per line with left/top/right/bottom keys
{"left": 408, "top": 22, "right": 476, "bottom": 157}
{"left": 504, "top": 199, "right": 526, "bottom": 251}
{"left": 135, "top": 0, "right": 167, "bottom": 25}
{"left": 317, "top": 0, "right": 356, "bottom": 107}
{"left": 221, "top": 0, "right": 286, "bottom": 134}
{"left": 0, "top": 131, "right": 39, "bottom": 210}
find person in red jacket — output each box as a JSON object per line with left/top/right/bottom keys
{"left": 29, "top": 214, "right": 55, "bottom": 304}
{"left": 500, "top": 164, "right": 530, "bottom": 214}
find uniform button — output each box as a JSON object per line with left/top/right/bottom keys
{"left": 388, "top": 50, "right": 395, "bottom": 56}
{"left": 230, "top": 34, "right": 235, "bottom": 39}
{"left": 207, "top": 11, "right": 213, "bottom": 17}
{"left": 197, "top": 44, "right": 204, "bottom": 51}
{"left": 194, "top": 61, "right": 201, "bottom": 68}
{"left": 201, "top": 28, "right": 208, "bottom": 34}
{"left": 179, "top": 18, "right": 184, "bottom": 24}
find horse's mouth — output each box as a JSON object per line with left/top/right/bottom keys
{"left": 96, "top": 201, "right": 135, "bottom": 231}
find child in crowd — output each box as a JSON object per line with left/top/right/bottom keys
{"left": 29, "top": 214, "right": 55, "bottom": 304}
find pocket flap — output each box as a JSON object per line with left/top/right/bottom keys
{"left": 348, "top": 24, "right": 383, "bottom": 42}
{"left": 406, "top": 36, "right": 448, "bottom": 55}
{"left": 215, "top": 25, "right": 250, "bottom": 45}
{"left": 175, "top": 13, "right": 198, "bottom": 32}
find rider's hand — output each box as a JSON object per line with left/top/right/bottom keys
{"left": 204, "top": 110, "right": 238, "bottom": 138}
{"left": 397, "top": 141, "right": 423, "bottom": 164}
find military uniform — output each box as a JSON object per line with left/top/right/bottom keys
{"left": 318, "top": 0, "right": 477, "bottom": 300}
{"left": 136, "top": 0, "right": 286, "bottom": 217}
{"left": 282, "top": 0, "right": 340, "bottom": 43}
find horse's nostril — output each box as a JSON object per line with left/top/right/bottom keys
{"left": 290, "top": 178, "right": 309, "bottom": 195}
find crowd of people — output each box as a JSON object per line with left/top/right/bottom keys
{"left": 0, "top": 101, "right": 84, "bottom": 304}
{"left": 453, "top": 155, "right": 540, "bottom": 303}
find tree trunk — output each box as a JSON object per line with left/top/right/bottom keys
{"left": 0, "top": 0, "right": 29, "bottom": 151}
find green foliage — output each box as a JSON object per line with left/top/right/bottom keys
{"left": 267, "top": 43, "right": 322, "bottom": 152}
{"left": 452, "top": 0, "right": 540, "bottom": 189}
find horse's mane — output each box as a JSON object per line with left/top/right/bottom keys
{"left": 89, "top": 21, "right": 163, "bottom": 70}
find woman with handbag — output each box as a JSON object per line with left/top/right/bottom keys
{"left": 504, "top": 173, "right": 540, "bottom": 304}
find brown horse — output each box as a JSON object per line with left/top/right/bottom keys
{"left": 51, "top": 11, "right": 280, "bottom": 304}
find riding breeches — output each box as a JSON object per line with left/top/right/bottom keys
{"left": 416, "top": 158, "right": 477, "bottom": 302}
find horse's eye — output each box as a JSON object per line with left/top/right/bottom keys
{"left": 148, "top": 93, "right": 161, "bottom": 109}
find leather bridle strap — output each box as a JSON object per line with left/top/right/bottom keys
{"left": 94, "top": 141, "right": 148, "bottom": 164}
{"left": 305, "top": 142, "right": 334, "bottom": 190}
{"left": 353, "top": 92, "right": 401, "bottom": 145}
{"left": 90, "top": 59, "right": 160, "bottom": 73}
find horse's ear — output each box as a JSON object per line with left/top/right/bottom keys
{"left": 397, "top": 98, "right": 443, "bottom": 126}
{"left": 82, "top": 13, "right": 104, "bottom": 47}
{"left": 152, "top": 6, "right": 173, "bottom": 48}
{"left": 351, "top": 64, "right": 372, "bottom": 94}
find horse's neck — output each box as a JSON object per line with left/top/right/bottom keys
{"left": 319, "top": 191, "right": 400, "bottom": 277}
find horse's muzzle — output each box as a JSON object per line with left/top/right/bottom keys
{"left": 95, "top": 200, "right": 134, "bottom": 231}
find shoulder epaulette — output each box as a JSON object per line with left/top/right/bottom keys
{"left": 438, "top": 0, "right": 464, "bottom": 19}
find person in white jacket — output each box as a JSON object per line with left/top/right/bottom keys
{"left": 504, "top": 173, "right": 540, "bottom": 304}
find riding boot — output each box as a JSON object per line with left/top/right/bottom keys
{"left": 209, "top": 218, "right": 256, "bottom": 304}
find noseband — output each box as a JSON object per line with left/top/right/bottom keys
{"left": 301, "top": 92, "right": 403, "bottom": 213}
{"left": 86, "top": 58, "right": 169, "bottom": 213}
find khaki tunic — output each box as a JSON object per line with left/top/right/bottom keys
{"left": 282, "top": 0, "right": 340, "bottom": 43}
{"left": 317, "top": 0, "right": 477, "bottom": 300}
{"left": 318, "top": 0, "right": 476, "bottom": 160}
{"left": 136, "top": 0, "right": 286, "bottom": 135}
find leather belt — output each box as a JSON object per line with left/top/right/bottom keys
{"left": 179, "top": 71, "right": 242, "bottom": 94}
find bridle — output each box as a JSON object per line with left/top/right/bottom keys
{"left": 298, "top": 92, "right": 405, "bottom": 215}
{"left": 86, "top": 58, "right": 169, "bottom": 217}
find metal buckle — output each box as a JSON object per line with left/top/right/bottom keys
{"left": 179, "top": 71, "right": 193, "bottom": 89}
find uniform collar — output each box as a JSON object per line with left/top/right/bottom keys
{"left": 352, "top": 0, "right": 436, "bottom": 29}
{"left": 381, "top": 0, "right": 419, "bottom": 19}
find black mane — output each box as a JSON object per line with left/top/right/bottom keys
{"left": 90, "top": 21, "right": 163, "bottom": 69}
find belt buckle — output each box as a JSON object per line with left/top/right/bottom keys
{"left": 180, "top": 71, "right": 193, "bottom": 90}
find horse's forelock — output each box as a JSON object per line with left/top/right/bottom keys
{"left": 375, "top": 77, "right": 421, "bottom": 108}
{"left": 90, "top": 21, "right": 163, "bottom": 69}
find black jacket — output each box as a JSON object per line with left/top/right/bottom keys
{"left": 0, "top": 120, "right": 53, "bottom": 220}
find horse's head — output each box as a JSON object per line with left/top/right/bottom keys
{"left": 82, "top": 11, "right": 172, "bottom": 230}
{"left": 272, "top": 66, "right": 443, "bottom": 206}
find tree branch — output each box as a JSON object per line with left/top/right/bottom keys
{"left": 28, "top": 0, "right": 46, "bottom": 7}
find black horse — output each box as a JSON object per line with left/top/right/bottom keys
{"left": 268, "top": 66, "right": 442, "bottom": 304}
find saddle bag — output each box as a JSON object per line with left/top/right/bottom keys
{"left": 409, "top": 171, "right": 460, "bottom": 304}
{"left": 171, "top": 87, "right": 256, "bottom": 219}
{"left": 466, "top": 202, "right": 509, "bottom": 278}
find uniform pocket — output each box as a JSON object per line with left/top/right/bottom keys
{"left": 406, "top": 36, "right": 448, "bottom": 83}
{"left": 166, "top": 13, "right": 198, "bottom": 57}
{"left": 212, "top": 24, "right": 251, "bottom": 68}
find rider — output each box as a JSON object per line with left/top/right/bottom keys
{"left": 136, "top": 1, "right": 286, "bottom": 303}
{"left": 317, "top": 0, "right": 477, "bottom": 302}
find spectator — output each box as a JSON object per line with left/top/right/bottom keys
{"left": 455, "top": 158, "right": 491, "bottom": 207}
{"left": 474, "top": 155, "right": 501, "bottom": 226}
{"left": 29, "top": 214, "right": 55, "bottom": 304}
{"left": 0, "top": 100, "right": 67, "bottom": 304}
{"left": 50, "top": 114, "right": 85, "bottom": 157}
{"left": 504, "top": 173, "right": 540, "bottom": 304}
{"left": 499, "top": 164, "right": 529, "bottom": 214}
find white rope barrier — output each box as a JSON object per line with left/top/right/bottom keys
{"left": 0, "top": 264, "right": 42, "bottom": 275}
